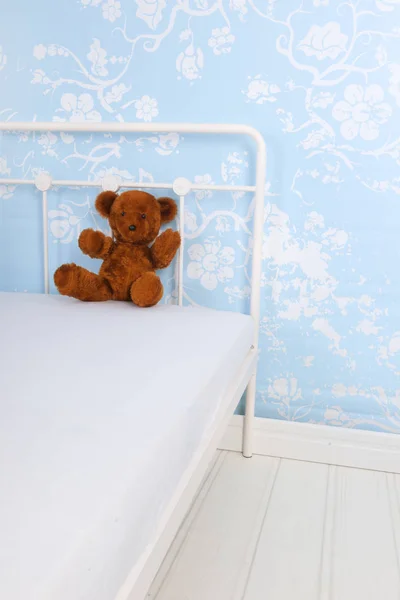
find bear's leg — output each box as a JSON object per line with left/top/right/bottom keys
{"left": 130, "top": 272, "right": 163, "bottom": 308}
{"left": 54, "top": 263, "right": 112, "bottom": 302}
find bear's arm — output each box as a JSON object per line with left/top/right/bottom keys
{"left": 150, "top": 229, "right": 181, "bottom": 269}
{"left": 78, "top": 229, "right": 114, "bottom": 259}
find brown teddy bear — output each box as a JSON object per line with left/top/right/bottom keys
{"left": 54, "top": 190, "right": 181, "bottom": 307}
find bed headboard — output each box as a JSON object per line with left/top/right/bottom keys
{"left": 0, "top": 121, "right": 266, "bottom": 456}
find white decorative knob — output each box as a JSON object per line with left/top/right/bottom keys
{"left": 172, "top": 177, "right": 191, "bottom": 197}
{"left": 34, "top": 173, "right": 52, "bottom": 192}
{"left": 101, "top": 175, "right": 120, "bottom": 192}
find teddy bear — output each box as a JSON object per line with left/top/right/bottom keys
{"left": 54, "top": 190, "right": 181, "bottom": 307}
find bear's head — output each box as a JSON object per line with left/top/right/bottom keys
{"left": 95, "top": 190, "right": 177, "bottom": 245}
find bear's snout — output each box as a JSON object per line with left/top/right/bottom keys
{"left": 129, "top": 224, "right": 136, "bottom": 231}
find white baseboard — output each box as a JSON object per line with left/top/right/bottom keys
{"left": 219, "top": 415, "right": 400, "bottom": 474}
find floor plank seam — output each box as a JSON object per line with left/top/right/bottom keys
{"left": 237, "top": 458, "right": 281, "bottom": 600}
{"left": 150, "top": 454, "right": 400, "bottom": 600}
{"left": 318, "top": 465, "right": 337, "bottom": 600}
{"left": 386, "top": 473, "right": 400, "bottom": 587}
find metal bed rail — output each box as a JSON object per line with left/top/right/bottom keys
{"left": 0, "top": 121, "right": 267, "bottom": 457}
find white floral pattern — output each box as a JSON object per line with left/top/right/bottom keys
{"left": 268, "top": 377, "right": 302, "bottom": 405}
{"left": 104, "top": 83, "right": 129, "bottom": 103}
{"left": 332, "top": 84, "right": 392, "bottom": 140}
{"left": 208, "top": 27, "right": 235, "bottom": 55}
{"left": 244, "top": 75, "right": 280, "bottom": 103}
{"left": 229, "top": 0, "right": 247, "bottom": 20}
{"left": 187, "top": 239, "right": 235, "bottom": 290}
{"left": 134, "top": 95, "right": 159, "bottom": 121}
{"left": 54, "top": 93, "right": 102, "bottom": 122}
{"left": 305, "top": 211, "right": 325, "bottom": 231}
{"left": 33, "top": 44, "right": 47, "bottom": 60}
{"left": 136, "top": 0, "right": 166, "bottom": 29}
{"left": 49, "top": 205, "right": 82, "bottom": 244}
{"left": 193, "top": 174, "right": 213, "bottom": 200}
{"left": 102, "top": 0, "right": 121, "bottom": 22}
{"left": 31, "top": 69, "right": 49, "bottom": 85}
{"left": 298, "top": 22, "right": 348, "bottom": 61}
{"left": 87, "top": 39, "right": 108, "bottom": 76}
{"left": 2, "top": 0, "right": 400, "bottom": 433}
{"left": 0, "top": 157, "right": 10, "bottom": 175}
{"left": 155, "top": 133, "right": 179, "bottom": 155}
{"left": 38, "top": 132, "right": 58, "bottom": 157}
{"left": 176, "top": 44, "right": 204, "bottom": 81}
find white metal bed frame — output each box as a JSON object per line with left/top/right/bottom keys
{"left": 0, "top": 121, "right": 266, "bottom": 599}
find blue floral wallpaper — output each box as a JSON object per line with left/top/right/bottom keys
{"left": 1, "top": 0, "right": 400, "bottom": 432}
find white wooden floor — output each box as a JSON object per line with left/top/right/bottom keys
{"left": 148, "top": 451, "right": 400, "bottom": 600}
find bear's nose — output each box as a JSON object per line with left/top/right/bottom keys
{"left": 129, "top": 224, "right": 136, "bottom": 231}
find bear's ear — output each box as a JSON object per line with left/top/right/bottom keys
{"left": 158, "top": 197, "right": 177, "bottom": 223}
{"left": 95, "top": 191, "right": 118, "bottom": 217}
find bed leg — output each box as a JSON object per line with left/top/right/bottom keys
{"left": 242, "top": 373, "right": 256, "bottom": 458}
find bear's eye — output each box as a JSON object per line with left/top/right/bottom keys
{"left": 141, "top": 213, "right": 146, "bottom": 219}
{"left": 121, "top": 211, "right": 126, "bottom": 216}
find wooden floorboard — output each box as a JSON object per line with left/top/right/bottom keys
{"left": 149, "top": 452, "right": 279, "bottom": 600}
{"left": 243, "top": 460, "right": 329, "bottom": 600}
{"left": 150, "top": 454, "right": 400, "bottom": 600}
{"left": 326, "top": 466, "right": 400, "bottom": 600}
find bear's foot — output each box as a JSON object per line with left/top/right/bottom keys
{"left": 130, "top": 272, "right": 163, "bottom": 307}
{"left": 54, "top": 264, "right": 112, "bottom": 302}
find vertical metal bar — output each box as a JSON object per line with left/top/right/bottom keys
{"left": 42, "top": 190, "right": 49, "bottom": 294}
{"left": 242, "top": 134, "right": 267, "bottom": 458}
{"left": 178, "top": 195, "right": 184, "bottom": 307}
{"left": 243, "top": 373, "right": 257, "bottom": 458}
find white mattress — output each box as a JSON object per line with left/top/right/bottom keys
{"left": 0, "top": 292, "right": 253, "bottom": 600}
